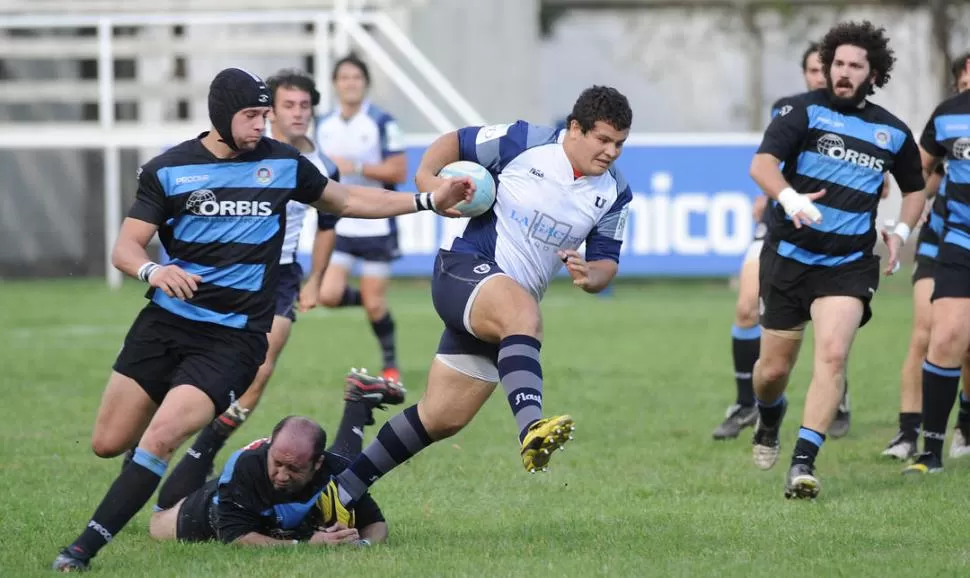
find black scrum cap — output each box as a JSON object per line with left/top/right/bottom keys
{"left": 208, "top": 68, "right": 272, "bottom": 150}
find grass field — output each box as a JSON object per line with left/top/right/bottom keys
{"left": 2, "top": 276, "right": 970, "bottom": 577}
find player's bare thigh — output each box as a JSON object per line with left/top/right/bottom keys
{"left": 417, "top": 357, "right": 497, "bottom": 440}
{"left": 909, "top": 278, "right": 934, "bottom": 352}
{"left": 91, "top": 371, "right": 157, "bottom": 458}
{"left": 810, "top": 296, "right": 864, "bottom": 370}
{"left": 148, "top": 497, "right": 187, "bottom": 541}
{"left": 318, "top": 259, "right": 352, "bottom": 307}
{"left": 238, "top": 315, "right": 292, "bottom": 410}
{"left": 466, "top": 274, "right": 542, "bottom": 342}
{"left": 735, "top": 259, "right": 760, "bottom": 327}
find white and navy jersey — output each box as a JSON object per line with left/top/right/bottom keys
{"left": 130, "top": 134, "right": 328, "bottom": 333}
{"left": 444, "top": 121, "right": 632, "bottom": 300}
{"left": 315, "top": 101, "right": 405, "bottom": 238}
{"left": 279, "top": 144, "right": 340, "bottom": 265}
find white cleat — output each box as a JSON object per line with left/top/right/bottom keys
{"left": 753, "top": 443, "right": 780, "bottom": 470}
{"left": 950, "top": 426, "right": 970, "bottom": 459}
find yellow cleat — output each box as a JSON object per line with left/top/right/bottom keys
{"left": 520, "top": 415, "right": 575, "bottom": 473}
{"left": 316, "top": 479, "right": 356, "bottom": 528}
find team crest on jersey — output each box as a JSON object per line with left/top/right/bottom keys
{"left": 594, "top": 196, "right": 606, "bottom": 208}
{"left": 873, "top": 129, "right": 891, "bottom": 149}
{"left": 255, "top": 166, "right": 273, "bottom": 184}
{"left": 953, "top": 137, "right": 970, "bottom": 160}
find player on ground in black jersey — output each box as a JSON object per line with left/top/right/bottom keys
{"left": 52, "top": 67, "right": 473, "bottom": 572}
{"left": 149, "top": 370, "right": 393, "bottom": 547}
{"left": 746, "top": 22, "right": 925, "bottom": 499}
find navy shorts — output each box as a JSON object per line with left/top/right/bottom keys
{"left": 334, "top": 234, "right": 400, "bottom": 263}
{"left": 274, "top": 262, "right": 302, "bottom": 322}
{"left": 113, "top": 306, "right": 267, "bottom": 414}
{"left": 431, "top": 250, "right": 504, "bottom": 382}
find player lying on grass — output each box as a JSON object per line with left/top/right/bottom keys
{"left": 148, "top": 370, "right": 400, "bottom": 546}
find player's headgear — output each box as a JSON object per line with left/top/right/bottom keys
{"left": 208, "top": 68, "right": 273, "bottom": 151}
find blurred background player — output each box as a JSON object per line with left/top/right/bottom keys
{"left": 150, "top": 69, "right": 408, "bottom": 497}
{"left": 148, "top": 371, "right": 395, "bottom": 547}
{"left": 901, "top": 53, "right": 970, "bottom": 475}
{"left": 713, "top": 43, "right": 830, "bottom": 441}
{"left": 315, "top": 54, "right": 408, "bottom": 383}
{"left": 883, "top": 53, "right": 970, "bottom": 461}
{"left": 747, "top": 21, "right": 925, "bottom": 499}
{"left": 326, "top": 86, "right": 633, "bottom": 519}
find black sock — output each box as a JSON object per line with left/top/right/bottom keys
{"left": 498, "top": 335, "right": 545, "bottom": 442}
{"left": 731, "top": 325, "right": 759, "bottom": 407}
{"left": 370, "top": 312, "right": 397, "bottom": 369}
{"left": 336, "top": 404, "right": 432, "bottom": 506}
{"left": 841, "top": 379, "right": 850, "bottom": 410}
{"left": 339, "top": 287, "right": 363, "bottom": 307}
{"left": 68, "top": 448, "right": 167, "bottom": 560}
{"left": 756, "top": 394, "right": 787, "bottom": 429}
{"left": 958, "top": 391, "right": 970, "bottom": 424}
{"left": 327, "top": 401, "right": 371, "bottom": 459}
{"left": 156, "top": 423, "right": 228, "bottom": 510}
{"left": 792, "top": 426, "right": 825, "bottom": 468}
{"left": 899, "top": 412, "right": 921, "bottom": 442}
{"left": 921, "top": 361, "right": 961, "bottom": 458}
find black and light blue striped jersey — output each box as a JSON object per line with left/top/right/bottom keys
{"left": 919, "top": 91, "right": 970, "bottom": 255}
{"left": 757, "top": 89, "right": 924, "bottom": 267}
{"left": 129, "top": 133, "right": 328, "bottom": 332}
{"left": 915, "top": 163, "right": 947, "bottom": 261}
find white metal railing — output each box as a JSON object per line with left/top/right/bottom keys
{"left": 0, "top": 5, "right": 484, "bottom": 289}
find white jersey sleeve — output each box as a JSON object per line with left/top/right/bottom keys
{"left": 585, "top": 168, "right": 632, "bottom": 263}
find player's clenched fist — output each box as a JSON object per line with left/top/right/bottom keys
{"left": 144, "top": 263, "right": 202, "bottom": 300}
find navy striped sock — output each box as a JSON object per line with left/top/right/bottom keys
{"left": 336, "top": 404, "right": 431, "bottom": 506}
{"left": 922, "top": 361, "right": 960, "bottom": 458}
{"left": 498, "top": 335, "right": 544, "bottom": 442}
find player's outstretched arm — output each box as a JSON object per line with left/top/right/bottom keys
{"left": 358, "top": 521, "right": 388, "bottom": 545}
{"left": 414, "top": 130, "right": 460, "bottom": 192}
{"left": 311, "top": 176, "right": 474, "bottom": 219}
{"left": 228, "top": 532, "right": 300, "bottom": 547}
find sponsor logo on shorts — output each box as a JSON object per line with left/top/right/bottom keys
{"left": 473, "top": 263, "right": 491, "bottom": 275}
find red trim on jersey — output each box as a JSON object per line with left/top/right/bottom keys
{"left": 572, "top": 167, "right": 584, "bottom": 179}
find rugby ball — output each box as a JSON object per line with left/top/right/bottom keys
{"left": 438, "top": 160, "right": 496, "bottom": 218}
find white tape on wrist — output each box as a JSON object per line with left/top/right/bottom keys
{"left": 892, "top": 222, "right": 911, "bottom": 244}
{"left": 137, "top": 261, "right": 161, "bottom": 283}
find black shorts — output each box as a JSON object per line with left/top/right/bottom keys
{"left": 912, "top": 227, "right": 939, "bottom": 285}
{"left": 932, "top": 242, "right": 970, "bottom": 300}
{"left": 334, "top": 234, "right": 400, "bottom": 262}
{"left": 175, "top": 485, "right": 217, "bottom": 542}
{"left": 274, "top": 262, "right": 302, "bottom": 322}
{"left": 759, "top": 247, "right": 879, "bottom": 331}
{"left": 113, "top": 306, "right": 268, "bottom": 414}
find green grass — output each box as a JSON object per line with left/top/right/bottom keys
{"left": 1, "top": 276, "right": 969, "bottom": 577}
